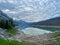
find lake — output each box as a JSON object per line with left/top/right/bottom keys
{"left": 18, "top": 27, "right": 52, "bottom": 35}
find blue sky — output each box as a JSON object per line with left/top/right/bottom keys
{"left": 0, "top": 0, "right": 60, "bottom": 22}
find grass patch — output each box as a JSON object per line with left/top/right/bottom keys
{"left": 6, "top": 29, "right": 17, "bottom": 36}
{"left": 0, "top": 38, "right": 34, "bottom": 45}
{"left": 55, "top": 38, "right": 60, "bottom": 42}
{"left": 51, "top": 32, "right": 60, "bottom": 45}
{"left": 55, "top": 38, "right": 60, "bottom": 45}
{"left": 52, "top": 32, "right": 60, "bottom": 38}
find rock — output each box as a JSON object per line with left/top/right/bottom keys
{"left": 0, "top": 28, "right": 8, "bottom": 38}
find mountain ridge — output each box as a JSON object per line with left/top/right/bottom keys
{"left": 30, "top": 17, "right": 60, "bottom": 26}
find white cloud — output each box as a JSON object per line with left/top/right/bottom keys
{"left": 53, "top": 14, "right": 60, "bottom": 17}
{"left": 20, "top": 13, "right": 49, "bottom": 22}
{"left": 9, "top": 11, "right": 16, "bottom": 14}
{"left": 8, "top": 0, "right": 14, "bottom": 3}
{"left": 29, "top": 0, "right": 32, "bottom": 2}
{"left": 24, "top": 7, "right": 33, "bottom": 11}
{"left": 13, "top": 17, "right": 20, "bottom": 20}
{"left": 4, "top": 9, "right": 10, "bottom": 12}
{"left": 0, "top": 0, "right": 2, "bottom": 2}
{"left": 42, "top": 0, "right": 48, "bottom": 2}
{"left": 0, "top": 0, "right": 6, "bottom": 3}
{"left": 2, "top": 9, "right": 18, "bottom": 14}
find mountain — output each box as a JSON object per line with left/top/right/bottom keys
{"left": 14, "top": 17, "right": 60, "bottom": 31}
{"left": 0, "top": 10, "right": 13, "bottom": 29}
{"left": 30, "top": 17, "right": 60, "bottom": 26}
{"left": 28, "top": 17, "right": 60, "bottom": 31}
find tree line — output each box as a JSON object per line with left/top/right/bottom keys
{"left": 0, "top": 19, "right": 15, "bottom": 29}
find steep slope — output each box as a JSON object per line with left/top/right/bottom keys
{"left": 0, "top": 10, "right": 13, "bottom": 29}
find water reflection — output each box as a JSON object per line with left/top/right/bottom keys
{"left": 21, "top": 27, "right": 52, "bottom": 35}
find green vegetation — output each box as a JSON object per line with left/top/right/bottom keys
{"left": 0, "top": 19, "right": 16, "bottom": 36}
{"left": 6, "top": 29, "right": 17, "bottom": 36}
{"left": 0, "top": 38, "right": 34, "bottom": 45}
{"left": 54, "top": 37, "right": 60, "bottom": 45}
{"left": 55, "top": 38, "right": 60, "bottom": 42}
{"left": 52, "top": 32, "right": 60, "bottom": 37}
{"left": 51, "top": 32, "right": 60, "bottom": 45}
{"left": 0, "top": 19, "right": 13, "bottom": 29}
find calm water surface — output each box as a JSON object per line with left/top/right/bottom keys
{"left": 19, "top": 27, "right": 52, "bottom": 35}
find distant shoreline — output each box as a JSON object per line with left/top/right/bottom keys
{"left": 31, "top": 25, "right": 60, "bottom": 28}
